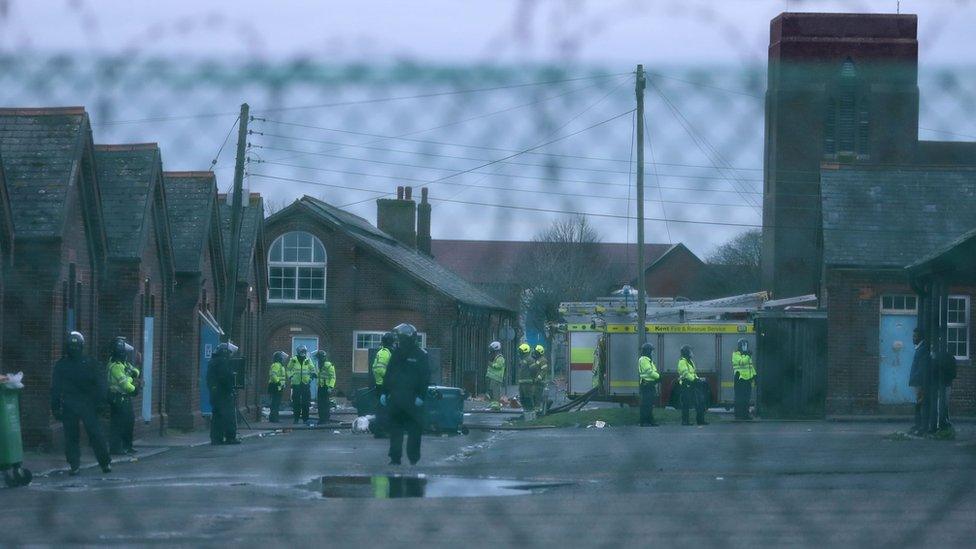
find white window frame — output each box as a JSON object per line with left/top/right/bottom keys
{"left": 946, "top": 295, "right": 970, "bottom": 360}
{"left": 352, "top": 330, "right": 427, "bottom": 374}
{"left": 268, "top": 231, "right": 327, "bottom": 304}
{"left": 880, "top": 294, "right": 918, "bottom": 314}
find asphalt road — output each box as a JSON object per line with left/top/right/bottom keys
{"left": 2, "top": 419, "right": 974, "bottom": 547}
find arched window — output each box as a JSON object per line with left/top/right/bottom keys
{"left": 268, "top": 231, "right": 327, "bottom": 303}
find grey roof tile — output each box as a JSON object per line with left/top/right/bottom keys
{"left": 301, "top": 196, "right": 511, "bottom": 311}
{"left": 163, "top": 172, "right": 218, "bottom": 273}
{"left": 219, "top": 193, "right": 263, "bottom": 281}
{"left": 821, "top": 166, "right": 976, "bottom": 268}
{"left": 94, "top": 144, "right": 159, "bottom": 259}
{"left": 0, "top": 107, "right": 88, "bottom": 238}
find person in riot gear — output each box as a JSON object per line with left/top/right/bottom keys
{"left": 731, "top": 338, "right": 757, "bottom": 420}
{"left": 677, "top": 345, "right": 707, "bottom": 426}
{"left": 371, "top": 332, "right": 396, "bottom": 438}
{"left": 380, "top": 323, "right": 430, "bottom": 465}
{"left": 315, "top": 349, "right": 336, "bottom": 423}
{"left": 637, "top": 343, "right": 660, "bottom": 426}
{"left": 267, "top": 351, "right": 288, "bottom": 423}
{"left": 207, "top": 342, "right": 240, "bottom": 445}
{"left": 531, "top": 345, "right": 550, "bottom": 415}
{"left": 287, "top": 345, "right": 316, "bottom": 423}
{"left": 516, "top": 343, "right": 535, "bottom": 413}
{"left": 107, "top": 337, "right": 140, "bottom": 455}
{"left": 50, "top": 331, "right": 112, "bottom": 475}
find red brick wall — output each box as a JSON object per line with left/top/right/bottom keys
{"left": 826, "top": 268, "right": 976, "bottom": 415}
{"left": 643, "top": 247, "right": 704, "bottom": 298}
{"left": 262, "top": 210, "right": 510, "bottom": 399}
{"left": 166, "top": 243, "right": 217, "bottom": 431}
{"left": 6, "top": 176, "right": 101, "bottom": 448}
{"left": 99, "top": 206, "right": 170, "bottom": 438}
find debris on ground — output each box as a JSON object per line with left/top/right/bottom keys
{"left": 586, "top": 420, "right": 607, "bottom": 429}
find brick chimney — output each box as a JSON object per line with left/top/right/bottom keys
{"left": 417, "top": 187, "right": 432, "bottom": 255}
{"left": 377, "top": 186, "right": 417, "bottom": 248}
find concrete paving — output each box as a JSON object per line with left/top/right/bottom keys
{"left": 2, "top": 417, "right": 973, "bottom": 547}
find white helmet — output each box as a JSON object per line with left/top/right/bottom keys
{"left": 489, "top": 341, "right": 502, "bottom": 352}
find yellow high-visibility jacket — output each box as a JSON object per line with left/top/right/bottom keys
{"left": 638, "top": 356, "right": 660, "bottom": 383}
{"left": 677, "top": 357, "right": 698, "bottom": 384}
{"left": 732, "top": 351, "right": 756, "bottom": 381}
{"left": 372, "top": 347, "right": 392, "bottom": 386}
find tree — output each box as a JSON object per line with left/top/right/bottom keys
{"left": 694, "top": 229, "right": 762, "bottom": 298}
{"left": 519, "top": 215, "right": 614, "bottom": 336}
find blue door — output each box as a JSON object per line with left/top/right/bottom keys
{"left": 879, "top": 313, "right": 916, "bottom": 404}
{"left": 199, "top": 320, "right": 221, "bottom": 414}
{"left": 292, "top": 337, "right": 319, "bottom": 401}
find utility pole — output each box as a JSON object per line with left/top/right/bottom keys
{"left": 221, "top": 103, "right": 249, "bottom": 342}
{"left": 635, "top": 65, "right": 647, "bottom": 349}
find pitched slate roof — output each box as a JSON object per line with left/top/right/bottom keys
{"left": 219, "top": 193, "right": 264, "bottom": 282}
{"left": 94, "top": 144, "right": 164, "bottom": 260}
{"left": 0, "top": 107, "right": 96, "bottom": 238}
{"left": 821, "top": 166, "right": 976, "bottom": 268}
{"left": 163, "top": 171, "right": 221, "bottom": 273}
{"left": 430, "top": 240, "right": 673, "bottom": 286}
{"left": 284, "top": 197, "right": 511, "bottom": 311}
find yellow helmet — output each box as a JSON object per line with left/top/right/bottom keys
{"left": 534, "top": 345, "right": 545, "bottom": 354}
{"left": 518, "top": 343, "right": 531, "bottom": 354}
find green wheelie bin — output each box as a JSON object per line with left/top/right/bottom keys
{"left": 0, "top": 383, "right": 32, "bottom": 487}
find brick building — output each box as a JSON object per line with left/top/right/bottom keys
{"left": 0, "top": 151, "right": 13, "bottom": 363}
{"left": 94, "top": 144, "right": 176, "bottom": 435}
{"left": 262, "top": 190, "right": 515, "bottom": 397}
{"left": 0, "top": 107, "right": 108, "bottom": 447}
{"left": 218, "top": 193, "right": 265, "bottom": 418}
{"left": 821, "top": 167, "right": 976, "bottom": 415}
{"left": 760, "top": 12, "right": 976, "bottom": 415}
{"left": 163, "top": 172, "right": 226, "bottom": 430}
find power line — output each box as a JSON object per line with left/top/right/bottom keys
{"left": 249, "top": 171, "right": 966, "bottom": 237}
{"left": 209, "top": 115, "right": 241, "bottom": 172}
{"left": 645, "top": 110, "right": 672, "bottom": 244}
{"left": 94, "top": 71, "right": 629, "bottom": 126}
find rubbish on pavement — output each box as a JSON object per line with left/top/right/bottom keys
{"left": 351, "top": 416, "right": 372, "bottom": 434}
{"left": 586, "top": 420, "right": 607, "bottom": 429}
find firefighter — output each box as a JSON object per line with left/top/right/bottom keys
{"left": 315, "top": 350, "right": 336, "bottom": 423}
{"left": 486, "top": 341, "right": 506, "bottom": 411}
{"left": 287, "top": 346, "right": 316, "bottom": 424}
{"left": 637, "top": 343, "right": 660, "bottom": 426}
{"left": 267, "top": 351, "right": 288, "bottom": 423}
{"left": 591, "top": 335, "right": 604, "bottom": 391}
{"left": 50, "top": 331, "right": 112, "bottom": 475}
{"left": 732, "top": 338, "right": 757, "bottom": 420}
{"left": 677, "top": 345, "right": 707, "bottom": 426}
{"left": 532, "top": 345, "right": 549, "bottom": 414}
{"left": 380, "top": 323, "right": 430, "bottom": 465}
{"left": 371, "top": 332, "right": 395, "bottom": 438}
{"left": 207, "top": 342, "right": 240, "bottom": 445}
{"left": 107, "top": 337, "right": 139, "bottom": 455}
{"left": 516, "top": 343, "right": 535, "bottom": 413}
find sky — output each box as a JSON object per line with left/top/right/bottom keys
{"left": 2, "top": 0, "right": 975, "bottom": 257}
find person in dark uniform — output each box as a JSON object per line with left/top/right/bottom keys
{"left": 637, "top": 343, "right": 660, "bottom": 427}
{"left": 207, "top": 342, "right": 240, "bottom": 445}
{"left": 50, "top": 331, "right": 112, "bottom": 475}
{"left": 380, "top": 323, "right": 430, "bottom": 466}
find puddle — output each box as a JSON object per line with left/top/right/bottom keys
{"left": 308, "top": 475, "right": 569, "bottom": 499}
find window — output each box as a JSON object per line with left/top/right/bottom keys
{"left": 824, "top": 59, "right": 870, "bottom": 160}
{"left": 946, "top": 295, "right": 969, "bottom": 360}
{"left": 880, "top": 295, "right": 917, "bottom": 313}
{"left": 269, "top": 231, "right": 327, "bottom": 303}
{"left": 352, "top": 330, "right": 426, "bottom": 374}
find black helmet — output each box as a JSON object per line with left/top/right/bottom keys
{"left": 66, "top": 331, "right": 85, "bottom": 356}
{"left": 215, "top": 342, "right": 239, "bottom": 357}
{"left": 737, "top": 338, "right": 749, "bottom": 353}
{"left": 315, "top": 349, "right": 327, "bottom": 362}
{"left": 381, "top": 332, "right": 396, "bottom": 347}
{"left": 680, "top": 345, "right": 692, "bottom": 359}
{"left": 111, "top": 337, "right": 134, "bottom": 359}
{"left": 640, "top": 343, "right": 655, "bottom": 357}
{"left": 393, "top": 323, "right": 418, "bottom": 347}
{"left": 273, "top": 351, "right": 288, "bottom": 363}
{"left": 296, "top": 345, "right": 308, "bottom": 357}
